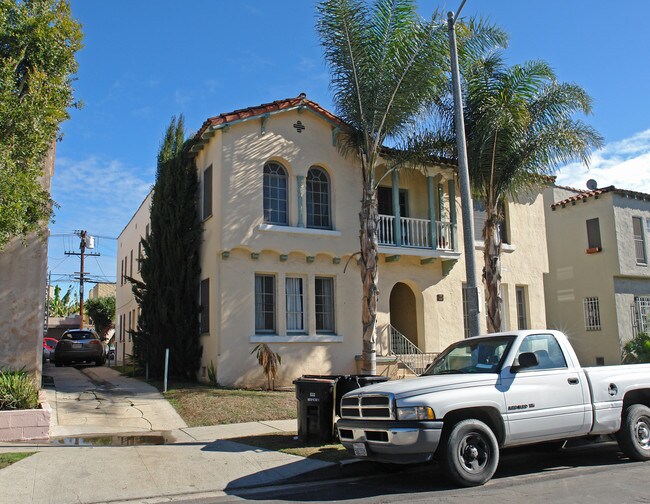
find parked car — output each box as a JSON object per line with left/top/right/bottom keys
{"left": 43, "top": 337, "right": 58, "bottom": 362}
{"left": 337, "top": 329, "right": 650, "bottom": 487}
{"left": 54, "top": 329, "right": 106, "bottom": 367}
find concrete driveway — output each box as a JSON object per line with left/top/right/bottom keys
{"left": 41, "top": 362, "right": 187, "bottom": 437}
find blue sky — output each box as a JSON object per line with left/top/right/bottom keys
{"left": 48, "top": 0, "right": 650, "bottom": 292}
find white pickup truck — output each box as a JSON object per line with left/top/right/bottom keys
{"left": 337, "top": 330, "right": 650, "bottom": 486}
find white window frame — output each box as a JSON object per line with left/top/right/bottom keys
{"left": 516, "top": 286, "right": 528, "bottom": 330}
{"left": 263, "top": 162, "right": 288, "bottom": 226}
{"left": 306, "top": 167, "right": 332, "bottom": 230}
{"left": 285, "top": 276, "right": 305, "bottom": 333}
{"left": 315, "top": 276, "right": 336, "bottom": 334}
{"left": 633, "top": 216, "right": 647, "bottom": 265}
{"left": 255, "top": 274, "right": 276, "bottom": 334}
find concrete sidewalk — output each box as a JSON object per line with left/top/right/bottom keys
{"left": 0, "top": 365, "right": 340, "bottom": 504}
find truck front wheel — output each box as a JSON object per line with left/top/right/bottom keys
{"left": 440, "top": 419, "right": 499, "bottom": 487}
{"left": 617, "top": 404, "right": 650, "bottom": 461}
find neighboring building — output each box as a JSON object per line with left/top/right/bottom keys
{"left": 0, "top": 146, "right": 55, "bottom": 381}
{"left": 46, "top": 315, "right": 82, "bottom": 341}
{"left": 115, "top": 192, "right": 151, "bottom": 365}
{"left": 116, "top": 95, "right": 550, "bottom": 387}
{"left": 88, "top": 282, "right": 116, "bottom": 300}
{"left": 544, "top": 184, "right": 650, "bottom": 366}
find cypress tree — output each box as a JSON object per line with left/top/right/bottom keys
{"left": 129, "top": 116, "right": 202, "bottom": 380}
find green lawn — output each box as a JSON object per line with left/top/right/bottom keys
{"left": 0, "top": 452, "right": 34, "bottom": 469}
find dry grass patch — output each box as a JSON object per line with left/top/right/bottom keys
{"left": 164, "top": 384, "right": 296, "bottom": 426}
{"left": 230, "top": 432, "right": 351, "bottom": 463}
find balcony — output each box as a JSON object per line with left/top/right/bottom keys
{"left": 378, "top": 214, "right": 457, "bottom": 252}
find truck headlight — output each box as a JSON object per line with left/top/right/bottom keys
{"left": 396, "top": 406, "right": 435, "bottom": 421}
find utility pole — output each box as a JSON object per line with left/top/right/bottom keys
{"left": 448, "top": 1, "right": 481, "bottom": 337}
{"left": 65, "top": 230, "right": 100, "bottom": 329}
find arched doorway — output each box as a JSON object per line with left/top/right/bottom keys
{"left": 389, "top": 282, "right": 418, "bottom": 348}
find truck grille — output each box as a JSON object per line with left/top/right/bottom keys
{"left": 340, "top": 394, "right": 394, "bottom": 420}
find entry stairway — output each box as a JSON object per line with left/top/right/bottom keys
{"left": 386, "top": 325, "right": 438, "bottom": 376}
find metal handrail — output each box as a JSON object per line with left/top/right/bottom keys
{"left": 387, "top": 325, "right": 438, "bottom": 375}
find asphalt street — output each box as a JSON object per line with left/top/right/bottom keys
{"left": 167, "top": 441, "right": 650, "bottom": 504}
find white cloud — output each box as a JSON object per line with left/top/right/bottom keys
{"left": 242, "top": 4, "right": 262, "bottom": 16}
{"left": 51, "top": 156, "right": 153, "bottom": 238}
{"left": 48, "top": 156, "right": 153, "bottom": 284}
{"left": 556, "top": 129, "right": 650, "bottom": 193}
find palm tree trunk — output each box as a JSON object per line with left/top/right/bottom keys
{"left": 359, "top": 177, "right": 379, "bottom": 375}
{"left": 483, "top": 205, "right": 502, "bottom": 333}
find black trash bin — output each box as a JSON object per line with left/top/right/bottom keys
{"left": 334, "top": 375, "right": 389, "bottom": 416}
{"left": 294, "top": 376, "right": 337, "bottom": 443}
{"left": 302, "top": 374, "right": 390, "bottom": 416}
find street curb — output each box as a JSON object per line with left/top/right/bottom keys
{"left": 265, "top": 458, "right": 419, "bottom": 487}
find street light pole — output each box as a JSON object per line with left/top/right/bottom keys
{"left": 447, "top": 4, "right": 481, "bottom": 337}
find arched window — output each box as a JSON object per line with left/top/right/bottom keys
{"left": 307, "top": 167, "right": 331, "bottom": 229}
{"left": 263, "top": 162, "right": 288, "bottom": 225}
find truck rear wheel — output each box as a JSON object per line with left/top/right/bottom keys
{"left": 617, "top": 404, "right": 650, "bottom": 461}
{"left": 440, "top": 419, "right": 499, "bottom": 487}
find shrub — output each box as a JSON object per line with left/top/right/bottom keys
{"left": 0, "top": 368, "right": 39, "bottom": 410}
{"left": 622, "top": 332, "right": 650, "bottom": 364}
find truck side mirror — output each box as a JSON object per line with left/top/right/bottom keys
{"left": 511, "top": 352, "right": 538, "bottom": 373}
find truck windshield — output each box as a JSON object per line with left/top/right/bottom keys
{"left": 423, "top": 335, "right": 516, "bottom": 375}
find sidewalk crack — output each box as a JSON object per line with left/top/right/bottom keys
{"left": 128, "top": 396, "right": 154, "bottom": 430}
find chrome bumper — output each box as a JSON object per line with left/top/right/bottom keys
{"left": 337, "top": 419, "right": 444, "bottom": 463}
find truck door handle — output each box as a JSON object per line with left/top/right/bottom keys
{"left": 567, "top": 377, "right": 579, "bottom": 385}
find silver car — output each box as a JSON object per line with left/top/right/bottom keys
{"left": 54, "top": 329, "right": 106, "bottom": 367}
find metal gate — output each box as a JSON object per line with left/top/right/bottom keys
{"left": 631, "top": 296, "right": 650, "bottom": 336}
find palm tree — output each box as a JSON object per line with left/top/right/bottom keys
{"left": 316, "top": 0, "right": 505, "bottom": 372}
{"left": 435, "top": 53, "right": 604, "bottom": 332}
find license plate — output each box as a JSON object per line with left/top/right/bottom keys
{"left": 353, "top": 442, "right": 368, "bottom": 457}
{"left": 72, "top": 343, "right": 82, "bottom": 349}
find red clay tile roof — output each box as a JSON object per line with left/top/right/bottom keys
{"left": 192, "top": 93, "right": 348, "bottom": 144}
{"left": 551, "top": 185, "right": 650, "bottom": 210}
{"left": 189, "top": 93, "right": 456, "bottom": 167}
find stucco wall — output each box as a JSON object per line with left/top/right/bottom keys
{"left": 543, "top": 187, "right": 650, "bottom": 366}
{"left": 115, "top": 192, "right": 152, "bottom": 364}
{"left": 612, "top": 193, "right": 650, "bottom": 277}
{"left": 0, "top": 146, "right": 54, "bottom": 381}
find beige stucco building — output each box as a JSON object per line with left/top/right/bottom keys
{"left": 115, "top": 192, "right": 151, "bottom": 364}
{"left": 116, "top": 95, "right": 550, "bottom": 387}
{"left": 544, "top": 185, "right": 650, "bottom": 366}
{"left": 88, "top": 282, "right": 116, "bottom": 300}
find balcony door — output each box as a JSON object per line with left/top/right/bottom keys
{"left": 378, "top": 186, "right": 408, "bottom": 217}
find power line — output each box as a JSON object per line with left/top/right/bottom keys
{"left": 51, "top": 232, "right": 117, "bottom": 240}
